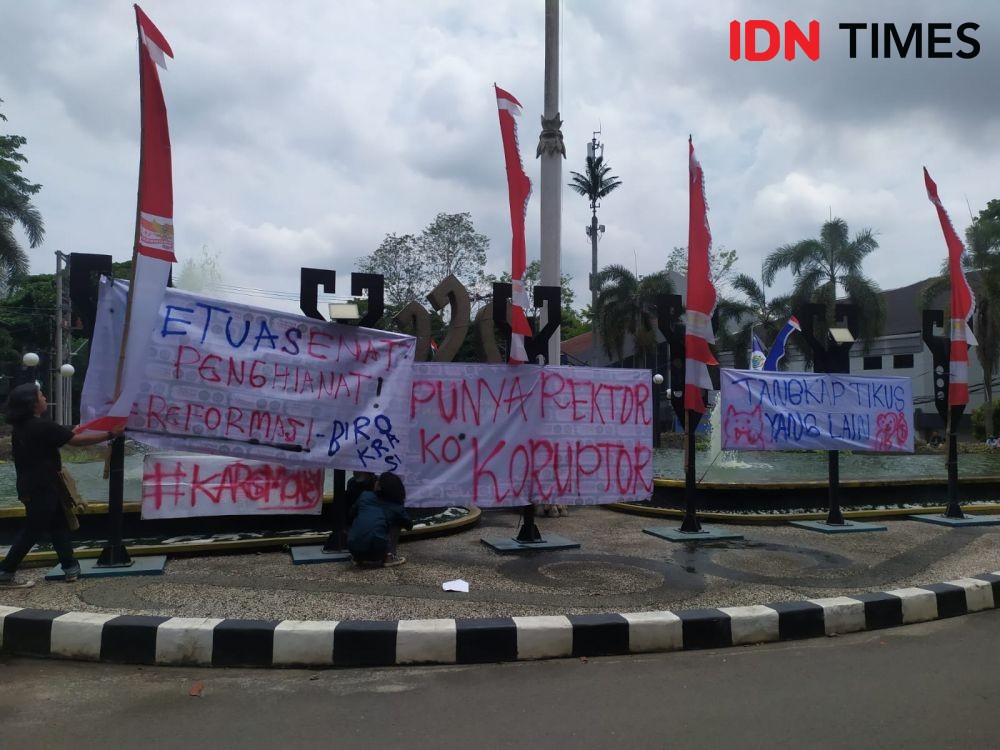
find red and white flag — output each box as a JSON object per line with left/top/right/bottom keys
{"left": 924, "top": 167, "right": 976, "bottom": 407}
{"left": 495, "top": 84, "right": 532, "bottom": 364}
{"left": 79, "top": 5, "right": 176, "bottom": 432}
{"left": 684, "top": 137, "right": 718, "bottom": 414}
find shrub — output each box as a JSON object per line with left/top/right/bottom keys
{"left": 970, "top": 399, "right": 1000, "bottom": 440}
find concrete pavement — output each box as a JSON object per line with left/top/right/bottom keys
{"left": 2, "top": 609, "right": 998, "bottom": 749}
{"left": 2, "top": 506, "right": 1000, "bottom": 667}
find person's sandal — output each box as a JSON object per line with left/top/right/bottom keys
{"left": 383, "top": 554, "right": 406, "bottom": 568}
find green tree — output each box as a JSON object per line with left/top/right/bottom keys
{"left": 592, "top": 265, "right": 674, "bottom": 367}
{"left": 666, "top": 245, "right": 739, "bottom": 291}
{"left": 559, "top": 306, "right": 589, "bottom": 341}
{"left": 667, "top": 245, "right": 744, "bottom": 365}
{"left": 921, "top": 199, "right": 1000, "bottom": 434}
{"left": 0, "top": 272, "right": 56, "bottom": 399}
{"left": 417, "top": 212, "right": 490, "bottom": 301}
{"left": 0, "top": 260, "right": 133, "bottom": 411}
{"left": 358, "top": 212, "right": 491, "bottom": 313}
{"left": 493, "top": 260, "right": 584, "bottom": 341}
{"left": 763, "top": 217, "right": 885, "bottom": 348}
{"left": 569, "top": 152, "right": 623, "bottom": 351}
{"left": 568, "top": 154, "right": 622, "bottom": 212}
{"left": 0, "top": 273, "right": 56, "bottom": 358}
{"left": 971, "top": 399, "right": 1000, "bottom": 440}
{"left": 717, "top": 273, "right": 793, "bottom": 368}
{"left": 358, "top": 232, "right": 422, "bottom": 312}
{"left": 0, "top": 101, "right": 44, "bottom": 291}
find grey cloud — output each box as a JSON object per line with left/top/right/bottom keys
{"left": 4, "top": 0, "right": 999, "bottom": 313}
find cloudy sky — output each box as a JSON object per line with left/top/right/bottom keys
{"left": 3, "top": 0, "right": 999, "bottom": 315}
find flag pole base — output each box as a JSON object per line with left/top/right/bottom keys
{"left": 825, "top": 509, "right": 846, "bottom": 526}
{"left": 679, "top": 513, "right": 703, "bottom": 533}
{"left": 943, "top": 503, "right": 966, "bottom": 520}
{"left": 96, "top": 545, "right": 134, "bottom": 568}
{"left": 515, "top": 505, "right": 543, "bottom": 543}
{"left": 643, "top": 526, "right": 743, "bottom": 543}
{"left": 47, "top": 556, "right": 165, "bottom": 579}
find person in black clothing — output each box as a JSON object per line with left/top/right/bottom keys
{"left": 321, "top": 470, "right": 375, "bottom": 552}
{"left": 347, "top": 471, "right": 412, "bottom": 567}
{"left": 0, "top": 383, "right": 123, "bottom": 588}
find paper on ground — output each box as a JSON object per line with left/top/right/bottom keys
{"left": 442, "top": 579, "right": 470, "bottom": 593}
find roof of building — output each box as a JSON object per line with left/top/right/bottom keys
{"left": 561, "top": 330, "right": 592, "bottom": 358}
{"left": 883, "top": 277, "right": 933, "bottom": 335}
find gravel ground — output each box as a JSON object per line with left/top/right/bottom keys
{"left": 3, "top": 506, "right": 1000, "bottom": 621}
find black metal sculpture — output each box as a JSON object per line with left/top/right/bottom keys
{"left": 298, "top": 268, "right": 387, "bottom": 553}
{"left": 491, "top": 280, "right": 563, "bottom": 542}
{"left": 654, "top": 294, "right": 722, "bottom": 534}
{"left": 796, "top": 302, "right": 858, "bottom": 526}
{"left": 922, "top": 309, "right": 965, "bottom": 518}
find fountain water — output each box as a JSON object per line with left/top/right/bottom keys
{"left": 706, "top": 395, "right": 766, "bottom": 472}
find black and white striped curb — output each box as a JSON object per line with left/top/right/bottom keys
{"left": 2, "top": 573, "right": 998, "bottom": 668}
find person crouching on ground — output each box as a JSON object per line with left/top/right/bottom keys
{"left": 347, "top": 471, "right": 412, "bottom": 567}
{"left": 322, "top": 470, "right": 375, "bottom": 552}
{"left": 0, "top": 383, "right": 124, "bottom": 588}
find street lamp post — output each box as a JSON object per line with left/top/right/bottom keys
{"left": 59, "top": 364, "right": 75, "bottom": 425}
{"left": 652, "top": 372, "right": 664, "bottom": 449}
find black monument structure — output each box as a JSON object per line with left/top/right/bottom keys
{"left": 642, "top": 294, "right": 742, "bottom": 543}
{"left": 910, "top": 309, "right": 1000, "bottom": 527}
{"left": 788, "top": 302, "right": 886, "bottom": 534}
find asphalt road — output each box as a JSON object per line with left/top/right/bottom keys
{"left": 3, "top": 610, "right": 999, "bottom": 749}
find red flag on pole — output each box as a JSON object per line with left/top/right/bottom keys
{"left": 683, "top": 137, "right": 718, "bottom": 414}
{"left": 79, "top": 5, "right": 176, "bottom": 432}
{"left": 495, "top": 85, "right": 532, "bottom": 364}
{"left": 135, "top": 4, "right": 176, "bottom": 264}
{"left": 923, "top": 167, "right": 976, "bottom": 406}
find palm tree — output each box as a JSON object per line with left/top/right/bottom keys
{"left": 592, "top": 264, "right": 674, "bottom": 367}
{"left": 0, "top": 103, "right": 44, "bottom": 291}
{"left": 568, "top": 154, "right": 622, "bottom": 212}
{"left": 569, "top": 152, "right": 622, "bottom": 360}
{"left": 921, "top": 205, "right": 1000, "bottom": 434}
{"left": 762, "top": 217, "right": 884, "bottom": 348}
{"left": 717, "top": 273, "right": 793, "bottom": 368}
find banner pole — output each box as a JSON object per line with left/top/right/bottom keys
{"left": 944, "top": 404, "right": 965, "bottom": 518}
{"left": 322, "top": 469, "right": 349, "bottom": 552}
{"left": 825, "top": 449, "right": 845, "bottom": 525}
{"left": 97, "top": 12, "right": 151, "bottom": 568}
{"left": 680, "top": 408, "right": 702, "bottom": 532}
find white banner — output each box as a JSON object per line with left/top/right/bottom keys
{"left": 141, "top": 454, "right": 323, "bottom": 519}
{"left": 405, "top": 363, "right": 654, "bottom": 507}
{"left": 82, "top": 278, "right": 414, "bottom": 472}
{"left": 720, "top": 369, "right": 914, "bottom": 453}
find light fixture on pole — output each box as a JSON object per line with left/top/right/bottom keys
{"left": 22, "top": 352, "right": 39, "bottom": 368}
{"left": 652, "top": 373, "right": 664, "bottom": 449}
{"left": 328, "top": 302, "right": 360, "bottom": 321}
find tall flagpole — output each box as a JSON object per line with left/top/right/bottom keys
{"left": 96, "top": 5, "right": 176, "bottom": 569}
{"left": 538, "top": 0, "right": 564, "bottom": 366}
{"left": 98, "top": 9, "right": 152, "bottom": 568}
{"left": 114, "top": 10, "right": 150, "bottom": 401}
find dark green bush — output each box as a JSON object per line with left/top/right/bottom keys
{"left": 970, "top": 399, "right": 1000, "bottom": 440}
